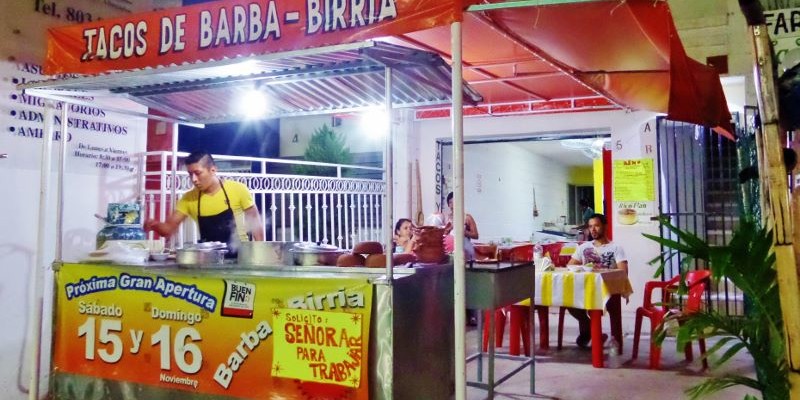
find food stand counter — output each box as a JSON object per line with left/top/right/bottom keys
{"left": 51, "top": 261, "right": 455, "bottom": 400}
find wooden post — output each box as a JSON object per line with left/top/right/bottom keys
{"left": 747, "top": 17, "right": 800, "bottom": 399}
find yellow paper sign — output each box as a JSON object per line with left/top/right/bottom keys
{"left": 272, "top": 308, "right": 364, "bottom": 388}
{"left": 613, "top": 159, "right": 655, "bottom": 201}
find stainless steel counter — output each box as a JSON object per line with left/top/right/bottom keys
{"left": 465, "top": 261, "right": 536, "bottom": 398}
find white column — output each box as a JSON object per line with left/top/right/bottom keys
{"left": 56, "top": 104, "right": 68, "bottom": 261}
{"left": 384, "top": 67, "right": 395, "bottom": 280}
{"left": 28, "top": 100, "right": 57, "bottom": 400}
{"left": 451, "top": 20, "right": 467, "bottom": 400}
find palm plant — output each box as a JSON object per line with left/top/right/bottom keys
{"left": 644, "top": 217, "right": 788, "bottom": 400}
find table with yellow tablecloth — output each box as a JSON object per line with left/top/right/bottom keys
{"left": 534, "top": 269, "right": 633, "bottom": 310}
{"left": 532, "top": 268, "right": 633, "bottom": 368}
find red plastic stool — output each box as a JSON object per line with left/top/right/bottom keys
{"left": 482, "top": 309, "right": 507, "bottom": 351}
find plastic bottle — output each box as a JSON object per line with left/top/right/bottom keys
{"left": 607, "top": 339, "right": 621, "bottom": 369}
{"left": 533, "top": 244, "right": 543, "bottom": 261}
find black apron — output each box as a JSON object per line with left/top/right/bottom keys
{"left": 197, "top": 179, "right": 238, "bottom": 257}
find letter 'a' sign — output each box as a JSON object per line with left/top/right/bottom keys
{"left": 44, "top": 0, "right": 475, "bottom": 75}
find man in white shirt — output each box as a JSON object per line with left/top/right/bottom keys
{"left": 567, "top": 214, "right": 628, "bottom": 348}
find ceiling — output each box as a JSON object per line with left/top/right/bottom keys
{"left": 516, "top": 139, "right": 601, "bottom": 168}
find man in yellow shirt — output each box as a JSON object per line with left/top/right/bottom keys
{"left": 145, "top": 151, "right": 264, "bottom": 251}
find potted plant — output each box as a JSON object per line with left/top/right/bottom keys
{"left": 645, "top": 217, "right": 788, "bottom": 400}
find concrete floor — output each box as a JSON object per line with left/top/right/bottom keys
{"left": 463, "top": 311, "right": 758, "bottom": 400}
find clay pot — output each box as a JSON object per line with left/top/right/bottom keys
{"left": 363, "top": 253, "right": 418, "bottom": 268}
{"left": 413, "top": 225, "right": 446, "bottom": 263}
{"left": 353, "top": 241, "right": 384, "bottom": 255}
{"left": 336, "top": 254, "right": 366, "bottom": 267}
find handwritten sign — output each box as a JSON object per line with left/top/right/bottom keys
{"left": 613, "top": 159, "right": 655, "bottom": 202}
{"left": 272, "top": 308, "right": 364, "bottom": 388}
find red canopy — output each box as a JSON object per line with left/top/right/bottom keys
{"left": 397, "top": 0, "right": 733, "bottom": 137}
{"left": 39, "top": 0, "right": 732, "bottom": 136}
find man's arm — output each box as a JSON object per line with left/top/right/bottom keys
{"left": 567, "top": 257, "right": 582, "bottom": 266}
{"left": 244, "top": 205, "right": 264, "bottom": 241}
{"left": 465, "top": 214, "right": 479, "bottom": 240}
{"left": 568, "top": 244, "right": 583, "bottom": 265}
{"left": 616, "top": 260, "right": 629, "bottom": 274}
{"left": 144, "top": 211, "right": 187, "bottom": 238}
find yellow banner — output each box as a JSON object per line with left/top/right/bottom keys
{"left": 53, "top": 263, "right": 372, "bottom": 399}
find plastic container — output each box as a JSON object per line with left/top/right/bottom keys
{"left": 533, "top": 244, "right": 543, "bottom": 260}
{"left": 606, "top": 339, "right": 621, "bottom": 369}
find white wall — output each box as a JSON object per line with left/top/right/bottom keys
{"left": 439, "top": 142, "right": 570, "bottom": 243}
{"left": 410, "top": 110, "right": 660, "bottom": 327}
{"left": 0, "top": 1, "right": 173, "bottom": 398}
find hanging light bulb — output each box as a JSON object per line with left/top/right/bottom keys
{"left": 239, "top": 88, "right": 268, "bottom": 119}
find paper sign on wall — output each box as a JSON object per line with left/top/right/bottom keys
{"left": 613, "top": 159, "right": 655, "bottom": 201}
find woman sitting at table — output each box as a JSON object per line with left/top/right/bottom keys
{"left": 393, "top": 218, "right": 416, "bottom": 254}
{"left": 567, "top": 213, "right": 628, "bottom": 348}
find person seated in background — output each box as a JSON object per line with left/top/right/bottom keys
{"left": 393, "top": 218, "right": 416, "bottom": 254}
{"left": 579, "top": 199, "right": 595, "bottom": 225}
{"left": 443, "top": 191, "right": 479, "bottom": 261}
{"left": 566, "top": 213, "right": 628, "bottom": 348}
{"left": 576, "top": 199, "right": 595, "bottom": 240}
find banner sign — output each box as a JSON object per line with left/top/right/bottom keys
{"left": 53, "top": 263, "right": 373, "bottom": 399}
{"left": 764, "top": 7, "right": 800, "bottom": 69}
{"left": 44, "top": 0, "right": 472, "bottom": 75}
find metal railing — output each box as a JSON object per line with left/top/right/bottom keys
{"left": 136, "top": 151, "right": 386, "bottom": 249}
{"left": 656, "top": 118, "right": 744, "bottom": 315}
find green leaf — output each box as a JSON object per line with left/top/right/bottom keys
{"left": 701, "top": 336, "right": 737, "bottom": 361}
{"left": 686, "top": 375, "right": 763, "bottom": 400}
{"left": 713, "top": 342, "right": 747, "bottom": 368}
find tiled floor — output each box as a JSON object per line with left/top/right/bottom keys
{"left": 463, "top": 311, "right": 757, "bottom": 400}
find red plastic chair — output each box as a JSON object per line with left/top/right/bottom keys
{"left": 504, "top": 244, "right": 561, "bottom": 354}
{"left": 632, "top": 270, "right": 711, "bottom": 369}
{"left": 483, "top": 244, "right": 532, "bottom": 352}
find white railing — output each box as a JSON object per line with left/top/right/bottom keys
{"left": 136, "top": 151, "right": 385, "bottom": 249}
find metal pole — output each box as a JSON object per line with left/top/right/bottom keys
{"left": 384, "top": 67, "right": 395, "bottom": 280}
{"left": 56, "top": 104, "right": 68, "bottom": 261}
{"left": 27, "top": 100, "right": 56, "bottom": 400}
{"left": 159, "top": 152, "right": 167, "bottom": 247}
{"left": 170, "top": 124, "right": 179, "bottom": 249}
{"left": 451, "top": 20, "right": 467, "bottom": 400}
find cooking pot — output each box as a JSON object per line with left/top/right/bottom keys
{"left": 177, "top": 242, "right": 228, "bottom": 266}
{"left": 176, "top": 249, "right": 227, "bottom": 266}
{"left": 289, "top": 243, "right": 346, "bottom": 266}
{"left": 238, "top": 241, "right": 295, "bottom": 266}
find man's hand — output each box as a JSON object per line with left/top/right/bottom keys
{"left": 244, "top": 206, "right": 264, "bottom": 241}
{"left": 144, "top": 212, "right": 186, "bottom": 237}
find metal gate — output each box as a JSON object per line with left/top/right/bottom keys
{"left": 656, "top": 114, "right": 752, "bottom": 316}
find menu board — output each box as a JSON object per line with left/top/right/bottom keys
{"left": 613, "top": 159, "right": 655, "bottom": 201}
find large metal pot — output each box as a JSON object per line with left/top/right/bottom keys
{"left": 177, "top": 242, "right": 228, "bottom": 266}
{"left": 289, "top": 243, "right": 346, "bottom": 266}
{"left": 176, "top": 249, "right": 227, "bottom": 266}
{"left": 237, "top": 241, "right": 295, "bottom": 266}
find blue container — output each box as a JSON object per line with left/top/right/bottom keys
{"left": 107, "top": 203, "right": 142, "bottom": 225}
{"left": 96, "top": 224, "right": 146, "bottom": 249}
